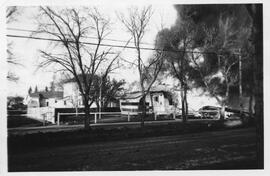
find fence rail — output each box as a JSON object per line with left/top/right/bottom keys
{"left": 57, "top": 112, "right": 122, "bottom": 125}
{"left": 56, "top": 111, "right": 176, "bottom": 126}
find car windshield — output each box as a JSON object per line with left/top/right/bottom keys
{"left": 202, "top": 106, "right": 219, "bottom": 110}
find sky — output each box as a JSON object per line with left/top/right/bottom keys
{"left": 6, "top": 4, "right": 177, "bottom": 97}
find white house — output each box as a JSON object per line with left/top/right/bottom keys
{"left": 25, "top": 89, "right": 65, "bottom": 123}
{"left": 62, "top": 79, "right": 120, "bottom": 109}
{"left": 26, "top": 90, "right": 65, "bottom": 108}
{"left": 120, "top": 90, "right": 175, "bottom": 115}
{"left": 63, "top": 81, "right": 84, "bottom": 108}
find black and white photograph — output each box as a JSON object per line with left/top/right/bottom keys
{"left": 0, "top": 0, "right": 267, "bottom": 174}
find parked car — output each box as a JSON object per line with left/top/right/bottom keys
{"left": 198, "top": 106, "right": 221, "bottom": 119}
{"left": 198, "top": 106, "right": 238, "bottom": 119}
{"left": 224, "top": 107, "right": 251, "bottom": 120}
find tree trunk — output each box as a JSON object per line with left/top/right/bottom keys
{"left": 139, "top": 95, "right": 146, "bottom": 127}
{"left": 253, "top": 8, "right": 264, "bottom": 169}
{"left": 219, "top": 78, "right": 230, "bottom": 121}
{"left": 181, "top": 88, "right": 187, "bottom": 123}
{"left": 246, "top": 4, "right": 263, "bottom": 168}
{"left": 249, "top": 89, "right": 253, "bottom": 116}
{"left": 83, "top": 97, "right": 91, "bottom": 130}
{"left": 219, "top": 103, "right": 226, "bottom": 121}
{"left": 150, "top": 93, "right": 154, "bottom": 119}
{"left": 95, "top": 100, "right": 100, "bottom": 111}
{"left": 184, "top": 86, "right": 188, "bottom": 118}
{"left": 84, "top": 104, "right": 90, "bottom": 130}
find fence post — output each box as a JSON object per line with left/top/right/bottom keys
{"left": 43, "top": 114, "right": 45, "bottom": 126}
{"left": 173, "top": 111, "right": 176, "bottom": 119}
{"left": 128, "top": 112, "right": 130, "bottom": 122}
{"left": 57, "top": 113, "right": 60, "bottom": 126}
{"left": 94, "top": 113, "right": 97, "bottom": 124}
{"left": 154, "top": 113, "right": 157, "bottom": 121}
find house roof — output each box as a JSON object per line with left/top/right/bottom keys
{"left": 122, "top": 90, "right": 172, "bottom": 100}
{"left": 62, "top": 74, "right": 100, "bottom": 84}
{"left": 29, "top": 91, "right": 63, "bottom": 99}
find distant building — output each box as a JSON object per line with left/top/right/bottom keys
{"left": 26, "top": 89, "right": 65, "bottom": 108}
{"left": 62, "top": 81, "right": 84, "bottom": 108}
{"left": 120, "top": 90, "right": 175, "bottom": 115}
{"left": 62, "top": 77, "right": 120, "bottom": 108}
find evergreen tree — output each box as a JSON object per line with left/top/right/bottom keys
{"left": 28, "top": 87, "right": 32, "bottom": 94}
{"left": 34, "top": 86, "right": 38, "bottom": 93}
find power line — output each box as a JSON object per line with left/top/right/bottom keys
{"left": 7, "top": 27, "right": 155, "bottom": 46}
{"left": 6, "top": 34, "right": 221, "bottom": 55}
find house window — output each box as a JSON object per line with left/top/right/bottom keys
{"left": 64, "top": 100, "right": 66, "bottom": 105}
{"left": 55, "top": 100, "right": 57, "bottom": 103}
{"left": 46, "top": 102, "right": 49, "bottom": 106}
{"left": 154, "top": 96, "right": 159, "bottom": 102}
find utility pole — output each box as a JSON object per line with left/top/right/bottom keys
{"left": 238, "top": 49, "right": 243, "bottom": 114}
{"left": 218, "top": 54, "right": 221, "bottom": 68}
{"left": 99, "top": 74, "right": 102, "bottom": 119}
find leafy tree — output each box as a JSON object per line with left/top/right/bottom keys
{"left": 155, "top": 19, "right": 198, "bottom": 122}
{"left": 28, "top": 87, "right": 32, "bottom": 94}
{"left": 34, "top": 85, "right": 38, "bottom": 93}
{"left": 7, "top": 96, "right": 26, "bottom": 110}
{"left": 174, "top": 4, "right": 263, "bottom": 167}
{"left": 92, "top": 75, "right": 125, "bottom": 110}
{"left": 171, "top": 5, "right": 254, "bottom": 119}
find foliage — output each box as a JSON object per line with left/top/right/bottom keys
{"left": 7, "top": 96, "right": 26, "bottom": 110}
{"left": 173, "top": 5, "right": 254, "bottom": 104}
{"left": 92, "top": 75, "right": 125, "bottom": 108}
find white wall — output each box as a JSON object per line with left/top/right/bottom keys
{"left": 120, "top": 92, "right": 173, "bottom": 115}
{"left": 45, "top": 98, "right": 70, "bottom": 108}
{"left": 27, "top": 97, "right": 39, "bottom": 108}
{"left": 27, "top": 107, "right": 55, "bottom": 123}
{"left": 176, "top": 89, "right": 220, "bottom": 111}
{"left": 63, "top": 82, "right": 84, "bottom": 108}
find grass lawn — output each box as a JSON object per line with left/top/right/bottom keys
{"left": 8, "top": 115, "right": 47, "bottom": 128}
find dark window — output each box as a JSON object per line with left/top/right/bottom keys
{"left": 154, "top": 96, "right": 159, "bottom": 102}
{"left": 121, "top": 102, "right": 149, "bottom": 106}
{"left": 46, "top": 102, "right": 49, "bottom": 106}
{"left": 55, "top": 100, "right": 57, "bottom": 103}
{"left": 64, "top": 100, "right": 66, "bottom": 105}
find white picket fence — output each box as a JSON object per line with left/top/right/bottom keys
{"left": 56, "top": 112, "right": 122, "bottom": 125}
{"left": 56, "top": 111, "right": 176, "bottom": 126}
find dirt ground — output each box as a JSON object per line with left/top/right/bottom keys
{"left": 8, "top": 127, "right": 257, "bottom": 171}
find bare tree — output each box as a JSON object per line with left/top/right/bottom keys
{"left": 35, "top": 7, "right": 122, "bottom": 129}
{"left": 118, "top": 6, "right": 164, "bottom": 127}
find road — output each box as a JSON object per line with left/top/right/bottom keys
{"left": 8, "top": 127, "right": 257, "bottom": 171}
